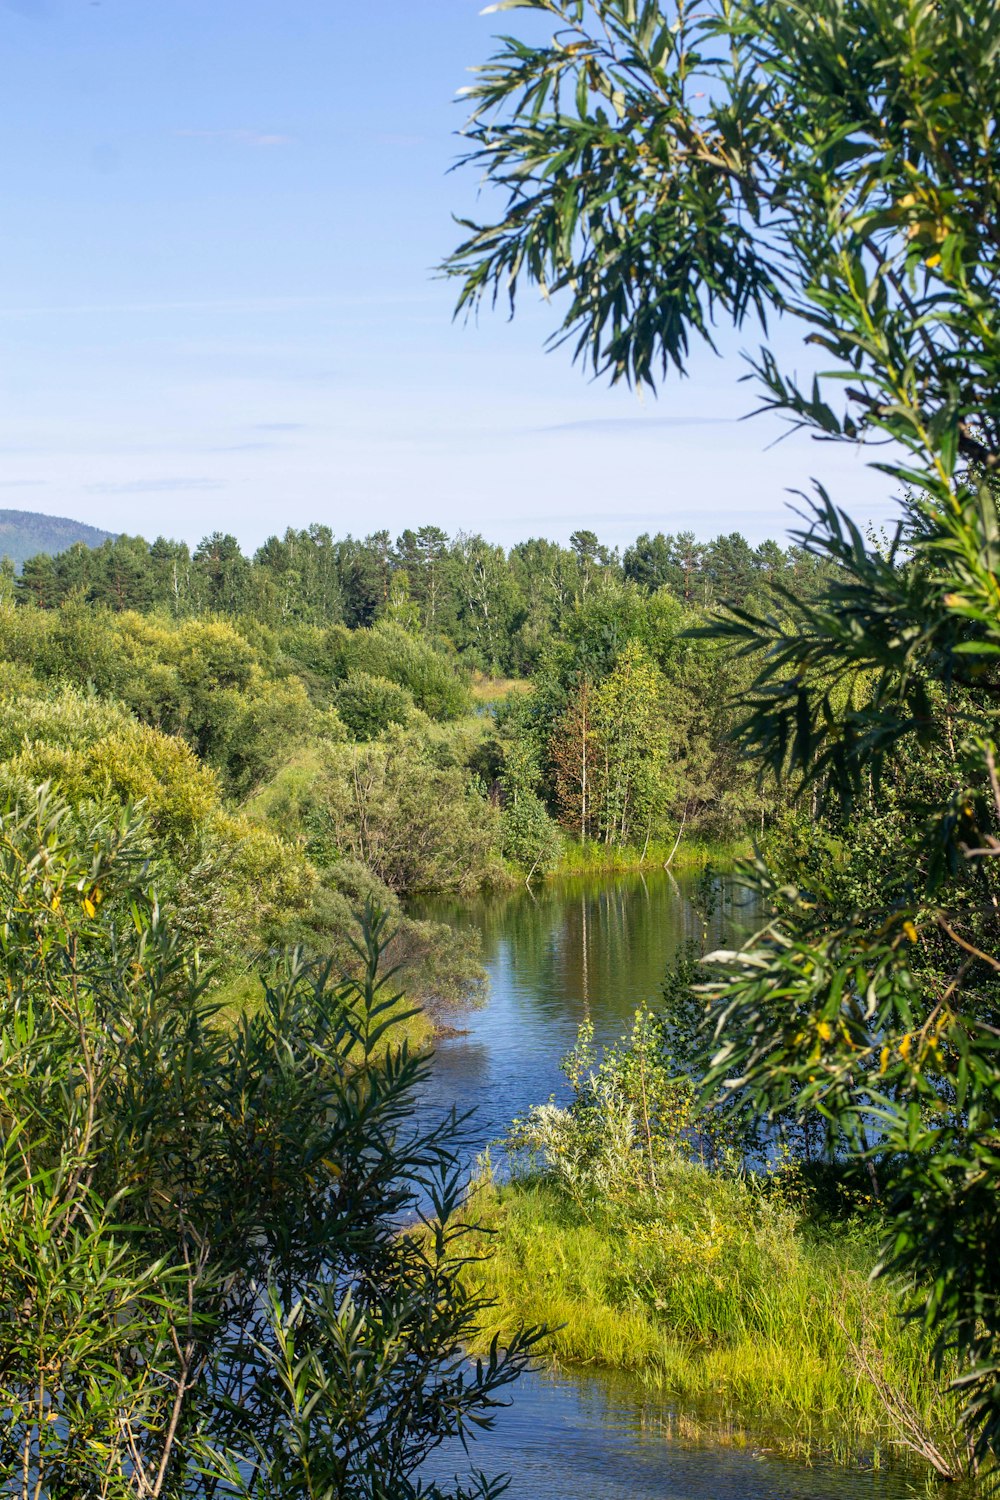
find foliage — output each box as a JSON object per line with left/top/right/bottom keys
{"left": 462, "top": 1170, "right": 972, "bottom": 1476}
{"left": 0, "top": 680, "right": 488, "bottom": 1006}
{"left": 0, "top": 520, "right": 812, "bottom": 1004}
{"left": 447, "top": 0, "right": 1000, "bottom": 457}
{"left": 498, "top": 789, "right": 562, "bottom": 876}
{"left": 18, "top": 521, "right": 831, "bottom": 677}
{"left": 342, "top": 621, "right": 470, "bottom": 721}
{"left": 0, "top": 604, "right": 328, "bottom": 796}
{"left": 336, "top": 671, "right": 415, "bottom": 740}
{"left": 509, "top": 1010, "right": 697, "bottom": 1199}
{"left": 469, "top": 1003, "right": 973, "bottom": 1477}
{"left": 0, "top": 788, "right": 540, "bottom": 1498}
{"left": 447, "top": 0, "right": 1000, "bottom": 1464}
{"left": 0, "top": 682, "right": 315, "bottom": 958}
{"left": 590, "top": 641, "right": 670, "bottom": 844}
{"left": 539, "top": 597, "right": 766, "bottom": 842}
{"left": 4, "top": 516, "right": 832, "bottom": 859}
{"left": 248, "top": 734, "right": 503, "bottom": 897}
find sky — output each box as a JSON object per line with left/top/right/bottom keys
{"left": 0, "top": 0, "right": 896, "bottom": 554}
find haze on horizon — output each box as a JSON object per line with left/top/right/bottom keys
{"left": 0, "top": 0, "right": 892, "bottom": 555}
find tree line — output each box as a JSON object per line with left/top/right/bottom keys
{"left": 0, "top": 539, "right": 786, "bottom": 901}
{"left": 10, "top": 522, "right": 832, "bottom": 675}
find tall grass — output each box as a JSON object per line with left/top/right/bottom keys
{"left": 549, "top": 834, "right": 749, "bottom": 877}
{"left": 460, "top": 1164, "right": 974, "bottom": 1478}
{"left": 469, "top": 673, "right": 532, "bottom": 703}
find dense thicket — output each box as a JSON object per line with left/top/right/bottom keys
{"left": 0, "top": 791, "right": 537, "bottom": 1497}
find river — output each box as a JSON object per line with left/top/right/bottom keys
{"left": 412, "top": 870, "right": 916, "bottom": 1500}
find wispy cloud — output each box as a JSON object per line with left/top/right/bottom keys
{"left": 500, "top": 511, "right": 692, "bottom": 526}
{"left": 0, "top": 478, "right": 46, "bottom": 488}
{"left": 2, "top": 0, "right": 49, "bottom": 19}
{"left": 86, "top": 478, "right": 225, "bottom": 495}
{"left": 535, "top": 416, "right": 737, "bottom": 434}
{"left": 210, "top": 441, "right": 288, "bottom": 453}
{"left": 175, "top": 128, "right": 294, "bottom": 147}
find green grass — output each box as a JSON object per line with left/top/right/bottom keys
{"left": 549, "top": 835, "right": 750, "bottom": 877}
{"left": 469, "top": 673, "right": 532, "bottom": 703}
{"left": 458, "top": 1164, "right": 977, "bottom": 1480}
{"left": 207, "top": 971, "right": 436, "bottom": 1055}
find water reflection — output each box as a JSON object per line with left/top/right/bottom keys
{"left": 413, "top": 873, "right": 916, "bottom": 1500}
{"left": 411, "top": 870, "right": 754, "bottom": 1157}
{"left": 422, "top": 1367, "right": 916, "bottom": 1500}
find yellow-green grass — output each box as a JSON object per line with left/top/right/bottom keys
{"left": 207, "top": 971, "right": 435, "bottom": 1056}
{"left": 469, "top": 673, "right": 532, "bottom": 703}
{"left": 550, "top": 835, "right": 751, "bottom": 877}
{"left": 459, "top": 1170, "right": 971, "bottom": 1476}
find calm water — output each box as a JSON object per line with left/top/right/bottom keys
{"left": 411, "top": 870, "right": 753, "bottom": 1157}
{"left": 412, "top": 872, "right": 916, "bottom": 1500}
{"left": 423, "top": 1367, "right": 913, "bottom": 1500}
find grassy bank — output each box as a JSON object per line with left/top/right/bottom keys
{"left": 469, "top": 673, "right": 532, "bottom": 703}
{"left": 546, "top": 834, "right": 750, "bottom": 878}
{"left": 459, "top": 1162, "right": 975, "bottom": 1479}
{"left": 210, "top": 971, "right": 436, "bottom": 1054}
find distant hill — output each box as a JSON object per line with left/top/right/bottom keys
{"left": 0, "top": 510, "right": 116, "bottom": 570}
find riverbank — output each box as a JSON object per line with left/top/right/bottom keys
{"left": 543, "top": 834, "right": 749, "bottom": 879}
{"left": 458, "top": 1163, "right": 976, "bottom": 1484}
{"left": 209, "top": 971, "right": 437, "bottom": 1053}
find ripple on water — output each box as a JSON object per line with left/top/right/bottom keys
{"left": 421, "top": 1366, "right": 916, "bottom": 1500}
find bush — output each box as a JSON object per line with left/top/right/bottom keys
{"left": 0, "top": 788, "right": 538, "bottom": 1498}
{"left": 345, "top": 621, "right": 470, "bottom": 720}
{"left": 499, "top": 789, "right": 562, "bottom": 874}
{"left": 252, "top": 734, "right": 503, "bottom": 896}
{"left": 471, "top": 1005, "right": 976, "bottom": 1478}
{"left": 0, "top": 604, "right": 322, "bottom": 794}
{"left": 336, "top": 671, "right": 414, "bottom": 740}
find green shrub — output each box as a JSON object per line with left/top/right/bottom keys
{"left": 469, "top": 1005, "right": 978, "bottom": 1478}
{"left": 463, "top": 1168, "right": 966, "bottom": 1474}
{"left": 250, "top": 734, "right": 502, "bottom": 895}
{"left": 345, "top": 621, "right": 470, "bottom": 720}
{"left": 0, "top": 789, "right": 537, "bottom": 1497}
{"left": 336, "top": 671, "right": 414, "bottom": 740}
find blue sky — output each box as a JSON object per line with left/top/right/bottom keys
{"left": 0, "top": 0, "right": 893, "bottom": 553}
